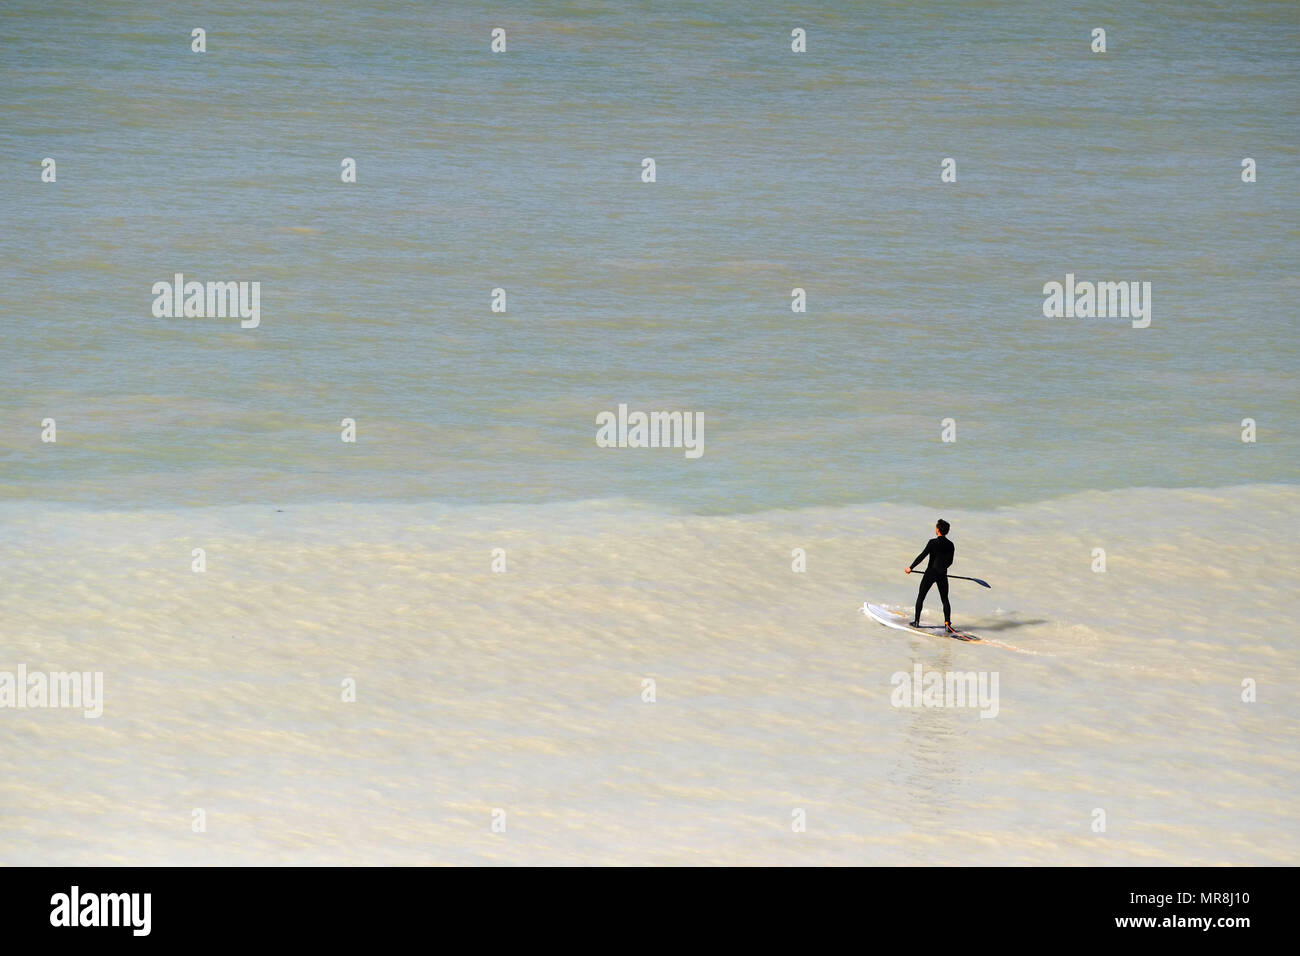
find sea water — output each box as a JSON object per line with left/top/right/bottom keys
{"left": 0, "top": 0, "right": 1296, "bottom": 863}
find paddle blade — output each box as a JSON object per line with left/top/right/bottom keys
{"left": 970, "top": 577, "right": 991, "bottom": 588}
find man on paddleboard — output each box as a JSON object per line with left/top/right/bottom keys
{"left": 905, "top": 519, "right": 955, "bottom": 633}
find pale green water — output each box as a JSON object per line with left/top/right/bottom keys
{"left": 1, "top": 0, "right": 1296, "bottom": 512}
{"left": 1, "top": 0, "right": 1298, "bottom": 868}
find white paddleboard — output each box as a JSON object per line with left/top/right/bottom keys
{"left": 863, "top": 602, "right": 980, "bottom": 642}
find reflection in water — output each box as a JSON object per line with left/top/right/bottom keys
{"left": 892, "top": 643, "right": 972, "bottom": 835}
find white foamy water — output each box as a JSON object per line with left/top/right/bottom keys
{"left": 0, "top": 0, "right": 1296, "bottom": 865}
{"left": 2, "top": 486, "right": 1296, "bottom": 864}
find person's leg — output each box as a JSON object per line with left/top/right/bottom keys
{"left": 937, "top": 575, "right": 951, "bottom": 623}
{"left": 914, "top": 575, "right": 934, "bottom": 624}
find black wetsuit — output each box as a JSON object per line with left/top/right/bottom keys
{"left": 910, "top": 536, "right": 954, "bottom": 624}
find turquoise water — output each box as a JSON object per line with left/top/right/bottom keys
{"left": 2, "top": 0, "right": 1296, "bottom": 512}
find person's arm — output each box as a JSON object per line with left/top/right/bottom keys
{"left": 906, "top": 539, "right": 932, "bottom": 573}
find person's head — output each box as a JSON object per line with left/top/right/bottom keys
{"left": 936, "top": 519, "right": 950, "bottom": 536}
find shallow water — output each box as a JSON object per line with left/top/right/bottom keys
{"left": 1, "top": 486, "right": 1296, "bottom": 864}
{"left": 0, "top": 1, "right": 1296, "bottom": 864}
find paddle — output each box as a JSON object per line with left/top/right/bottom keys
{"left": 908, "top": 571, "right": 992, "bottom": 588}
{"left": 946, "top": 574, "right": 991, "bottom": 588}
